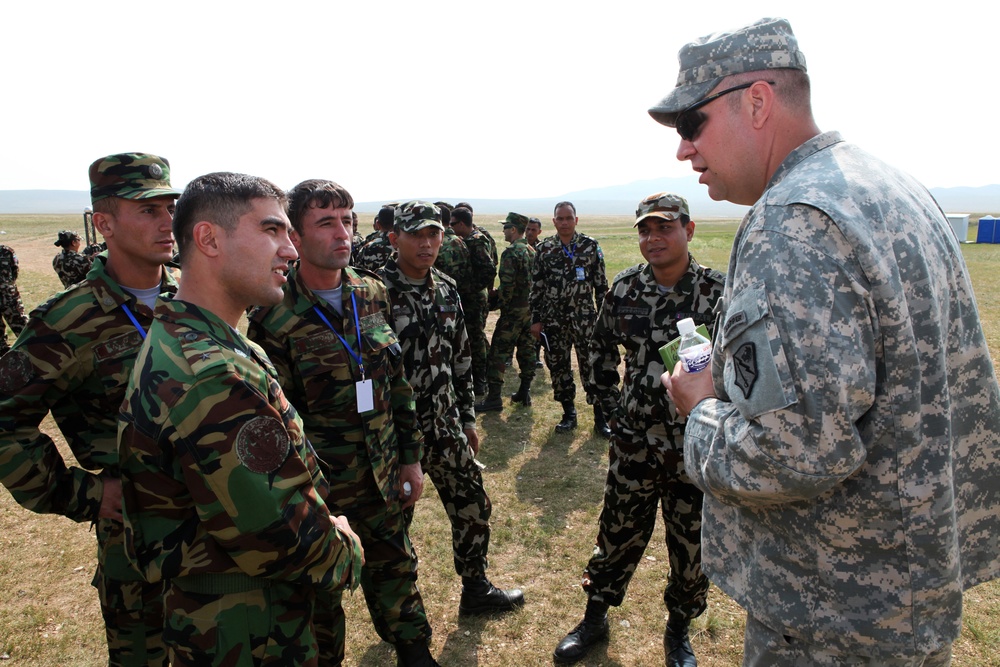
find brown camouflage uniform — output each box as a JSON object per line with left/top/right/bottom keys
{"left": 53, "top": 248, "right": 94, "bottom": 288}
{"left": 354, "top": 230, "right": 395, "bottom": 272}
{"left": 0, "top": 244, "right": 27, "bottom": 356}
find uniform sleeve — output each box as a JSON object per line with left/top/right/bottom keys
{"left": 529, "top": 248, "right": 546, "bottom": 325}
{"left": 497, "top": 249, "right": 514, "bottom": 310}
{"left": 469, "top": 238, "right": 497, "bottom": 292}
{"left": 592, "top": 241, "right": 609, "bottom": 307}
{"left": 587, "top": 288, "right": 623, "bottom": 421}
{"left": 684, "top": 209, "right": 875, "bottom": 508}
{"left": 453, "top": 305, "right": 477, "bottom": 429}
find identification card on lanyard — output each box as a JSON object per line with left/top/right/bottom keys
{"left": 575, "top": 266, "right": 585, "bottom": 281}
{"left": 313, "top": 294, "right": 374, "bottom": 414}
{"left": 356, "top": 379, "right": 374, "bottom": 412}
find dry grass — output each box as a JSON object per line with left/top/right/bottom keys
{"left": 1, "top": 214, "right": 998, "bottom": 666}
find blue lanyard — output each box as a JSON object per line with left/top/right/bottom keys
{"left": 312, "top": 292, "right": 365, "bottom": 380}
{"left": 561, "top": 242, "right": 577, "bottom": 260}
{"left": 120, "top": 303, "right": 147, "bottom": 339}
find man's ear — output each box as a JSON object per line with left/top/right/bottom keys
{"left": 92, "top": 211, "right": 113, "bottom": 237}
{"left": 389, "top": 231, "right": 399, "bottom": 249}
{"left": 190, "top": 220, "right": 222, "bottom": 258}
{"left": 748, "top": 80, "right": 775, "bottom": 130}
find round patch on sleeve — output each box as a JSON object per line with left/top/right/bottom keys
{"left": 235, "top": 416, "right": 291, "bottom": 474}
{"left": 0, "top": 350, "right": 35, "bottom": 395}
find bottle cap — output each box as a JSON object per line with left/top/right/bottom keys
{"left": 677, "top": 317, "right": 695, "bottom": 335}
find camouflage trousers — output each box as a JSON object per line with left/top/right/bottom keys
{"left": 485, "top": 307, "right": 535, "bottom": 391}
{"left": 742, "top": 615, "right": 953, "bottom": 667}
{"left": 407, "top": 429, "right": 492, "bottom": 578}
{"left": 164, "top": 576, "right": 319, "bottom": 666}
{"left": 461, "top": 292, "right": 489, "bottom": 387}
{"left": 0, "top": 282, "right": 27, "bottom": 356}
{"left": 542, "top": 316, "right": 596, "bottom": 404}
{"left": 583, "top": 423, "right": 708, "bottom": 621}
{"left": 316, "top": 464, "right": 430, "bottom": 664}
{"left": 93, "top": 566, "right": 168, "bottom": 667}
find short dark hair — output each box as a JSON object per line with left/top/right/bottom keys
{"left": 286, "top": 179, "right": 354, "bottom": 233}
{"left": 92, "top": 197, "right": 119, "bottom": 216}
{"left": 554, "top": 201, "right": 577, "bottom": 216}
{"left": 450, "top": 207, "right": 473, "bottom": 227}
{"left": 173, "top": 172, "right": 286, "bottom": 261}
{"left": 376, "top": 206, "right": 395, "bottom": 230}
{"left": 455, "top": 201, "right": 473, "bottom": 213}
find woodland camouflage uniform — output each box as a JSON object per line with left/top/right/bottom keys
{"left": 434, "top": 226, "right": 472, "bottom": 286}
{"left": 458, "top": 227, "right": 497, "bottom": 393}
{"left": 119, "top": 298, "right": 362, "bottom": 667}
{"left": 0, "top": 244, "right": 27, "bottom": 356}
{"left": 248, "top": 265, "right": 432, "bottom": 663}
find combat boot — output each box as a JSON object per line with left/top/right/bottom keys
{"left": 664, "top": 616, "right": 697, "bottom": 667}
{"left": 555, "top": 401, "right": 577, "bottom": 433}
{"left": 395, "top": 641, "right": 441, "bottom": 667}
{"left": 510, "top": 378, "right": 532, "bottom": 406}
{"left": 475, "top": 387, "right": 503, "bottom": 413}
{"left": 459, "top": 575, "right": 525, "bottom": 615}
{"left": 592, "top": 404, "right": 611, "bottom": 439}
{"left": 553, "top": 599, "right": 610, "bottom": 664}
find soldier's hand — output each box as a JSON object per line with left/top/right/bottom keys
{"left": 662, "top": 362, "right": 716, "bottom": 418}
{"left": 465, "top": 427, "right": 480, "bottom": 455}
{"left": 530, "top": 322, "right": 543, "bottom": 341}
{"left": 399, "top": 462, "right": 424, "bottom": 509}
{"left": 332, "top": 515, "right": 365, "bottom": 565}
{"left": 98, "top": 475, "right": 122, "bottom": 521}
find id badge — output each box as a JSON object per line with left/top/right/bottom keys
{"left": 575, "top": 267, "right": 585, "bottom": 281}
{"left": 356, "top": 379, "right": 374, "bottom": 413}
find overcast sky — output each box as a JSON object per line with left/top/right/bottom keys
{"left": 2, "top": 1, "right": 996, "bottom": 203}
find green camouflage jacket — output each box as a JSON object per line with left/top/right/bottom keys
{"left": 119, "top": 298, "right": 361, "bottom": 591}
{"left": 379, "top": 260, "right": 476, "bottom": 439}
{"left": 588, "top": 257, "right": 723, "bottom": 433}
{"left": 530, "top": 231, "right": 609, "bottom": 326}
{"left": 462, "top": 228, "right": 497, "bottom": 296}
{"left": 434, "top": 228, "right": 471, "bottom": 286}
{"left": 497, "top": 238, "right": 535, "bottom": 312}
{"left": 248, "top": 266, "right": 422, "bottom": 504}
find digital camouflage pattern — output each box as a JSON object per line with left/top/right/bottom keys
{"left": 353, "top": 230, "right": 394, "bottom": 272}
{"left": 119, "top": 298, "right": 362, "bottom": 665}
{"left": 0, "top": 255, "right": 175, "bottom": 666}
{"left": 379, "top": 260, "right": 493, "bottom": 578}
{"left": 89, "top": 152, "right": 181, "bottom": 202}
{"left": 485, "top": 237, "right": 536, "bottom": 392}
{"left": 434, "top": 226, "right": 472, "bottom": 286}
{"left": 582, "top": 258, "right": 722, "bottom": 619}
{"left": 53, "top": 247, "right": 94, "bottom": 288}
{"left": 530, "top": 231, "right": 608, "bottom": 403}
{"left": 0, "top": 244, "right": 27, "bottom": 356}
{"left": 248, "top": 266, "right": 430, "bottom": 659}
{"left": 684, "top": 132, "right": 1000, "bottom": 658}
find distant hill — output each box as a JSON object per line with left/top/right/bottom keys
{"left": 3, "top": 180, "right": 998, "bottom": 217}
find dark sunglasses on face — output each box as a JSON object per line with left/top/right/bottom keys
{"left": 675, "top": 80, "right": 775, "bottom": 142}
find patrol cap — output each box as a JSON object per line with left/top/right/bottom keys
{"left": 648, "top": 17, "right": 807, "bottom": 127}
{"left": 89, "top": 152, "right": 181, "bottom": 203}
{"left": 634, "top": 193, "right": 690, "bottom": 227}
{"left": 54, "top": 230, "right": 81, "bottom": 247}
{"left": 500, "top": 212, "right": 529, "bottom": 233}
{"left": 395, "top": 201, "right": 444, "bottom": 233}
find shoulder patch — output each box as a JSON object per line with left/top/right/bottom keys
{"left": 236, "top": 416, "right": 291, "bottom": 474}
{"left": 0, "top": 350, "right": 34, "bottom": 395}
{"left": 733, "top": 342, "right": 758, "bottom": 399}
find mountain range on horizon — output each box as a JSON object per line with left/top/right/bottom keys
{"left": 2, "top": 177, "right": 998, "bottom": 218}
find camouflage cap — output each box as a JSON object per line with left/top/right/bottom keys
{"left": 394, "top": 201, "right": 444, "bottom": 233}
{"left": 500, "top": 212, "right": 529, "bottom": 233}
{"left": 648, "top": 17, "right": 807, "bottom": 127}
{"left": 634, "top": 193, "right": 690, "bottom": 227}
{"left": 89, "top": 153, "right": 181, "bottom": 203}
{"left": 54, "top": 230, "right": 81, "bottom": 247}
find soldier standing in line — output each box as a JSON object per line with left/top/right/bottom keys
{"left": 475, "top": 213, "right": 537, "bottom": 412}
{"left": 354, "top": 205, "right": 396, "bottom": 271}
{"left": 0, "top": 244, "right": 27, "bottom": 356}
{"left": 380, "top": 202, "right": 525, "bottom": 620}
{"left": 0, "top": 153, "right": 180, "bottom": 666}
{"left": 52, "top": 229, "right": 94, "bottom": 288}
{"left": 525, "top": 217, "right": 542, "bottom": 249}
{"left": 553, "top": 193, "right": 722, "bottom": 667}
{"left": 350, "top": 211, "right": 366, "bottom": 265}
{"left": 248, "top": 179, "right": 436, "bottom": 667}
{"left": 455, "top": 201, "right": 498, "bottom": 281}
{"left": 530, "top": 201, "right": 611, "bottom": 437}
{"left": 449, "top": 207, "right": 497, "bottom": 396}
{"left": 433, "top": 209, "right": 472, "bottom": 288}
{"left": 118, "top": 172, "right": 363, "bottom": 667}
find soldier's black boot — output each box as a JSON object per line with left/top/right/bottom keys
{"left": 664, "top": 616, "right": 697, "bottom": 667}
{"left": 592, "top": 404, "right": 611, "bottom": 439}
{"left": 475, "top": 386, "right": 504, "bottom": 412}
{"left": 458, "top": 575, "right": 525, "bottom": 615}
{"left": 510, "top": 378, "right": 532, "bottom": 406}
{"left": 553, "top": 599, "right": 610, "bottom": 664}
{"left": 474, "top": 377, "right": 488, "bottom": 396}
{"left": 395, "top": 640, "right": 441, "bottom": 667}
{"left": 555, "top": 401, "right": 577, "bottom": 433}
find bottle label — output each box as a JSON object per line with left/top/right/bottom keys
{"left": 679, "top": 343, "right": 712, "bottom": 373}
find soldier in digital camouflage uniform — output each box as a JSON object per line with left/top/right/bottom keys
{"left": 530, "top": 201, "right": 610, "bottom": 436}
{"left": 450, "top": 206, "right": 497, "bottom": 395}
{"left": 119, "top": 172, "right": 363, "bottom": 667}
{"left": 0, "top": 244, "right": 28, "bottom": 356}
{"left": 247, "top": 179, "right": 436, "bottom": 667}
{"left": 657, "top": 18, "right": 1000, "bottom": 667}
{"left": 476, "top": 212, "right": 537, "bottom": 412}
{"left": 354, "top": 205, "right": 397, "bottom": 272}
{"left": 554, "top": 194, "right": 722, "bottom": 667}
{"left": 380, "top": 201, "right": 525, "bottom": 622}
{"left": 52, "top": 229, "right": 94, "bottom": 288}
{"left": 0, "top": 152, "right": 180, "bottom": 667}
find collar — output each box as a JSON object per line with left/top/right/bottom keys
{"left": 767, "top": 131, "right": 844, "bottom": 191}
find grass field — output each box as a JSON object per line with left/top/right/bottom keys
{"left": 1, "top": 213, "right": 998, "bottom": 666}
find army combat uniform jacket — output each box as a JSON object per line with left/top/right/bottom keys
{"left": 684, "top": 132, "right": 1000, "bottom": 658}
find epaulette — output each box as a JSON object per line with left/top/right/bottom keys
{"left": 612, "top": 263, "right": 645, "bottom": 285}
{"left": 700, "top": 266, "right": 725, "bottom": 285}
{"left": 431, "top": 267, "right": 458, "bottom": 290}
{"left": 177, "top": 329, "right": 233, "bottom": 378}
{"left": 29, "top": 281, "right": 86, "bottom": 318}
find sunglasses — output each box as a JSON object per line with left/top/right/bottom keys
{"left": 675, "top": 80, "right": 775, "bottom": 141}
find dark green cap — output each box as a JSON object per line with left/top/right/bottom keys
{"left": 499, "top": 212, "right": 529, "bottom": 233}
{"left": 395, "top": 201, "right": 445, "bottom": 233}
{"left": 89, "top": 152, "right": 181, "bottom": 203}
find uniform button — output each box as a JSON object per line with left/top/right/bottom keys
{"left": 184, "top": 333, "right": 199, "bottom": 341}
{"left": 103, "top": 297, "right": 114, "bottom": 306}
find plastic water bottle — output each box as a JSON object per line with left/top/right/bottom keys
{"left": 677, "top": 318, "right": 712, "bottom": 373}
